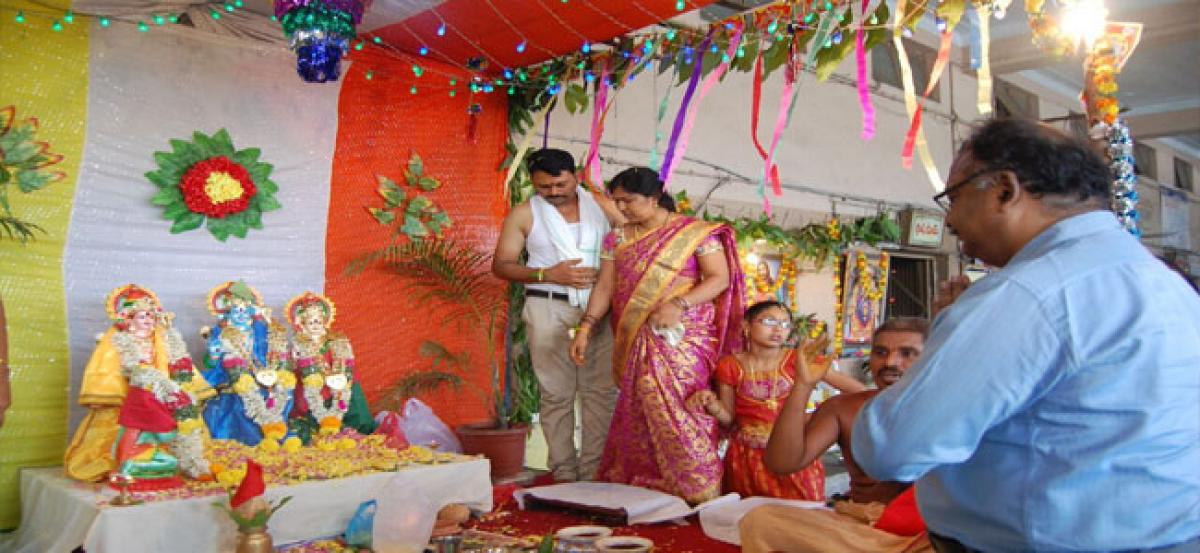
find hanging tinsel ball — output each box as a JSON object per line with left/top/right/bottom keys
{"left": 275, "top": 0, "right": 367, "bottom": 83}
{"left": 295, "top": 34, "right": 347, "bottom": 82}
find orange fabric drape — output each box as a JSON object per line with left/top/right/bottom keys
{"left": 325, "top": 52, "right": 509, "bottom": 428}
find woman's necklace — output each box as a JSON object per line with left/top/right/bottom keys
{"left": 632, "top": 210, "right": 671, "bottom": 240}
{"left": 745, "top": 349, "right": 785, "bottom": 410}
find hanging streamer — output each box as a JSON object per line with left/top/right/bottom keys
{"left": 975, "top": 3, "right": 993, "bottom": 115}
{"left": 542, "top": 105, "right": 551, "bottom": 149}
{"left": 762, "top": 63, "right": 799, "bottom": 213}
{"left": 900, "top": 30, "right": 952, "bottom": 187}
{"left": 855, "top": 5, "right": 876, "bottom": 140}
{"left": 662, "top": 25, "right": 744, "bottom": 189}
{"left": 749, "top": 54, "right": 782, "bottom": 197}
{"left": 893, "top": 1, "right": 945, "bottom": 190}
{"left": 659, "top": 32, "right": 715, "bottom": 186}
{"left": 581, "top": 52, "right": 655, "bottom": 189}
{"left": 807, "top": 4, "right": 849, "bottom": 68}
{"left": 503, "top": 87, "right": 565, "bottom": 199}
{"left": 585, "top": 63, "right": 613, "bottom": 188}
{"left": 853, "top": 0, "right": 884, "bottom": 139}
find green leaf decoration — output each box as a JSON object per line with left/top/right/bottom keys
{"left": 937, "top": 0, "right": 967, "bottom": 29}
{"left": 151, "top": 187, "right": 183, "bottom": 206}
{"left": 401, "top": 214, "right": 428, "bottom": 238}
{"left": 171, "top": 211, "right": 205, "bottom": 233}
{"left": 378, "top": 176, "right": 406, "bottom": 207}
{"left": 0, "top": 106, "right": 64, "bottom": 243}
{"left": 417, "top": 177, "right": 440, "bottom": 191}
{"left": 407, "top": 195, "right": 433, "bottom": 214}
{"left": 761, "top": 37, "right": 791, "bottom": 80}
{"left": 369, "top": 207, "right": 395, "bottom": 225}
{"left": 363, "top": 150, "right": 452, "bottom": 242}
{"left": 407, "top": 152, "right": 424, "bottom": 178}
{"left": 257, "top": 195, "right": 282, "bottom": 212}
{"left": 147, "top": 129, "right": 280, "bottom": 241}
{"left": 675, "top": 191, "right": 899, "bottom": 270}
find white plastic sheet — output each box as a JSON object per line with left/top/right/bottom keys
{"left": 63, "top": 22, "right": 341, "bottom": 430}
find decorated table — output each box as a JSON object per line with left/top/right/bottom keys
{"left": 10, "top": 455, "right": 491, "bottom": 552}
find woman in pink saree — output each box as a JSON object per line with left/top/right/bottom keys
{"left": 570, "top": 167, "right": 744, "bottom": 503}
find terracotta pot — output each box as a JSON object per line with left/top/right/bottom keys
{"left": 236, "top": 526, "right": 273, "bottom": 553}
{"left": 456, "top": 422, "right": 529, "bottom": 479}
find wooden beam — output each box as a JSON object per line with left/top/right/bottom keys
{"left": 989, "top": 2, "right": 1200, "bottom": 74}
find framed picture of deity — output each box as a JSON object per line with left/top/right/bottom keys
{"left": 840, "top": 248, "right": 889, "bottom": 345}
{"left": 748, "top": 255, "right": 787, "bottom": 306}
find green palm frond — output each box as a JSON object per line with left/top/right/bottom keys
{"left": 375, "top": 371, "right": 464, "bottom": 413}
{"left": 346, "top": 238, "right": 515, "bottom": 424}
{"left": 347, "top": 239, "right": 506, "bottom": 325}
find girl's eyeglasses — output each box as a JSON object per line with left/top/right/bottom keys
{"left": 755, "top": 317, "right": 793, "bottom": 330}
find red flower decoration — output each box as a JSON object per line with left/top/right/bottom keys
{"left": 179, "top": 156, "right": 258, "bottom": 218}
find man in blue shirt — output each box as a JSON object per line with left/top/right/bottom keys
{"left": 852, "top": 118, "right": 1200, "bottom": 552}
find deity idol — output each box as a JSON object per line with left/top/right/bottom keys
{"left": 201, "top": 281, "right": 297, "bottom": 449}
{"left": 64, "top": 285, "right": 214, "bottom": 486}
{"left": 286, "top": 292, "right": 373, "bottom": 438}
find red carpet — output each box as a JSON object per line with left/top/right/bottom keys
{"left": 466, "top": 481, "right": 739, "bottom": 553}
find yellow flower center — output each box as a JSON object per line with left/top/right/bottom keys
{"left": 204, "top": 171, "right": 244, "bottom": 204}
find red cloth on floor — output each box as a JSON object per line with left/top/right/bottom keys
{"left": 873, "top": 486, "right": 927, "bottom": 536}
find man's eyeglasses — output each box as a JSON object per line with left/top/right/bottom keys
{"left": 755, "top": 317, "right": 793, "bottom": 330}
{"left": 932, "top": 169, "right": 1000, "bottom": 211}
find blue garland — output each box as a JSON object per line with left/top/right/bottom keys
{"left": 1104, "top": 119, "right": 1140, "bottom": 236}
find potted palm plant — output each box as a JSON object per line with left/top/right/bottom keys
{"left": 349, "top": 238, "right": 531, "bottom": 478}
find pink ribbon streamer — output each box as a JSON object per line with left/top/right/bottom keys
{"left": 585, "top": 63, "right": 612, "bottom": 187}
{"left": 760, "top": 60, "right": 799, "bottom": 215}
{"left": 855, "top": 5, "right": 876, "bottom": 140}
{"left": 662, "top": 24, "right": 745, "bottom": 190}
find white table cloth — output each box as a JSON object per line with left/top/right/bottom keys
{"left": 10, "top": 459, "right": 491, "bottom": 553}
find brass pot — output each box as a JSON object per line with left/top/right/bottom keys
{"left": 236, "top": 526, "right": 273, "bottom": 553}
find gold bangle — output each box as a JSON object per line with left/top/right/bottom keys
{"left": 535, "top": 268, "right": 545, "bottom": 282}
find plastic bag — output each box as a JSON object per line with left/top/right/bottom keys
{"left": 374, "top": 411, "right": 410, "bottom": 450}
{"left": 399, "top": 398, "right": 462, "bottom": 453}
{"left": 373, "top": 479, "right": 438, "bottom": 553}
{"left": 344, "top": 499, "right": 377, "bottom": 548}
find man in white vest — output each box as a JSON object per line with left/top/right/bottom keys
{"left": 492, "top": 149, "right": 620, "bottom": 482}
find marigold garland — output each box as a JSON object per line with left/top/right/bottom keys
{"left": 146, "top": 129, "right": 281, "bottom": 241}
{"left": 831, "top": 251, "right": 891, "bottom": 357}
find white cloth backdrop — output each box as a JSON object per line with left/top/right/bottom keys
{"left": 63, "top": 21, "right": 342, "bottom": 430}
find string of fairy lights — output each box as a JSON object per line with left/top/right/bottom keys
{"left": 2, "top": 0, "right": 954, "bottom": 100}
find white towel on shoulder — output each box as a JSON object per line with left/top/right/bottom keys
{"left": 530, "top": 187, "right": 610, "bottom": 307}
